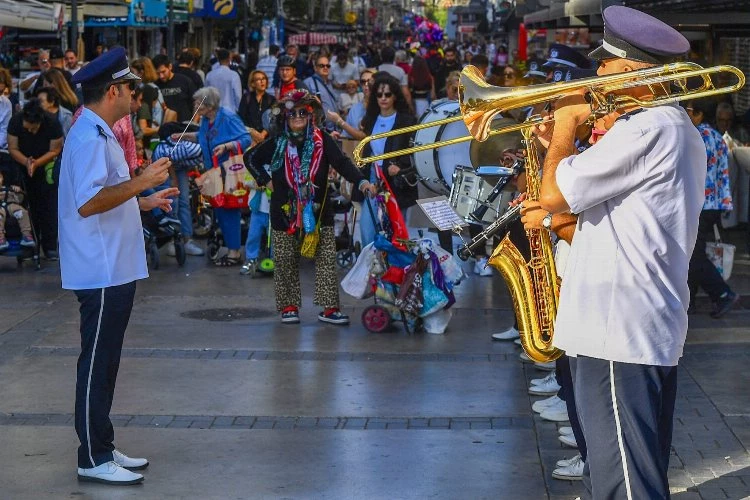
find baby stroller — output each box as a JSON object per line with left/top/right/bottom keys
{"left": 0, "top": 166, "right": 41, "bottom": 270}
{"left": 141, "top": 212, "right": 185, "bottom": 270}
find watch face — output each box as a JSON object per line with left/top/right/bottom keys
{"left": 543, "top": 214, "right": 552, "bottom": 229}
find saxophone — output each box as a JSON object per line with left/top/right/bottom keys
{"left": 487, "top": 125, "right": 563, "bottom": 363}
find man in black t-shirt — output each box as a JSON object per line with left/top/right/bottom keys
{"left": 7, "top": 99, "right": 64, "bottom": 257}
{"left": 174, "top": 51, "right": 204, "bottom": 90}
{"left": 152, "top": 54, "right": 197, "bottom": 122}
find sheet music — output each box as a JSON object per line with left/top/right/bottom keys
{"left": 416, "top": 196, "right": 468, "bottom": 231}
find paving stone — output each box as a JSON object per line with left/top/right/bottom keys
{"left": 211, "top": 416, "right": 235, "bottom": 428}
{"left": 273, "top": 418, "right": 296, "bottom": 429}
{"left": 343, "top": 418, "right": 367, "bottom": 429}
{"left": 251, "top": 420, "right": 274, "bottom": 429}
{"left": 151, "top": 415, "right": 175, "bottom": 427}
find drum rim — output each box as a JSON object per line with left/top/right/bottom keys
{"left": 412, "top": 101, "right": 465, "bottom": 195}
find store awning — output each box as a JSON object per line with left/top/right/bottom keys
{"left": 288, "top": 32, "right": 338, "bottom": 46}
{"left": 0, "top": 0, "right": 64, "bottom": 31}
{"left": 524, "top": 0, "right": 601, "bottom": 28}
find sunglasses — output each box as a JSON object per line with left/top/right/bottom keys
{"left": 360, "top": 79, "right": 372, "bottom": 85}
{"left": 110, "top": 80, "right": 136, "bottom": 91}
{"left": 286, "top": 108, "right": 310, "bottom": 119}
{"left": 377, "top": 92, "right": 393, "bottom": 99}
{"left": 317, "top": 64, "right": 331, "bottom": 68}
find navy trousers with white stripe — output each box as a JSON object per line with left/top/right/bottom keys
{"left": 570, "top": 355, "right": 677, "bottom": 500}
{"left": 74, "top": 282, "right": 136, "bottom": 469}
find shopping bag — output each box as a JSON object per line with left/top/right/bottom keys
{"left": 341, "top": 242, "right": 377, "bottom": 298}
{"left": 419, "top": 270, "right": 449, "bottom": 317}
{"left": 706, "top": 224, "right": 735, "bottom": 281}
{"left": 218, "top": 143, "right": 250, "bottom": 209}
{"left": 423, "top": 308, "right": 453, "bottom": 334}
{"left": 196, "top": 166, "right": 223, "bottom": 200}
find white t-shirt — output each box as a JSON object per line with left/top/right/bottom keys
{"left": 58, "top": 108, "right": 148, "bottom": 290}
{"left": 377, "top": 63, "right": 408, "bottom": 87}
{"left": 553, "top": 105, "right": 706, "bottom": 366}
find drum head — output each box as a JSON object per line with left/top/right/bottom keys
{"left": 469, "top": 116, "right": 523, "bottom": 169}
{"left": 412, "top": 99, "right": 470, "bottom": 195}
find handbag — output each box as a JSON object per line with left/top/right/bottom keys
{"left": 706, "top": 224, "right": 735, "bottom": 280}
{"left": 208, "top": 142, "right": 251, "bottom": 209}
{"left": 300, "top": 181, "right": 330, "bottom": 259}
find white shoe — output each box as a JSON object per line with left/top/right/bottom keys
{"left": 531, "top": 395, "right": 562, "bottom": 414}
{"left": 540, "top": 398, "right": 570, "bottom": 422}
{"left": 112, "top": 449, "right": 149, "bottom": 470}
{"left": 530, "top": 371, "right": 556, "bottom": 386}
{"left": 558, "top": 426, "right": 574, "bottom": 436}
{"left": 473, "top": 257, "right": 492, "bottom": 276}
{"left": 77, "top": 461, "right": 144, "bottom": 485}
{"left": 534, "top": 360, "right": 556, "bottom": 371}
{"left": 184, "top": 239, "right": 205, "bottom": 256}
{"left": 519, "top": 352, "right": 533, "bottom": 363}
{"left": 166, "top": 241, "right": 176, "bottom": 257}
{"left": 559, "top": 433, "right": 578, "bottom": 448}
{"left": 514, "top": 338, "right": 522, "bottom": 346}
{"left": 552, "top": 454, "right": 584, "bottom": 481}
{"left": 491, "top": 326, "right": 520, "bottom": 341}
{"left": 556, "top": 453, "right": 581, "bottom": 468}
{"left": 528, "top": 373, "right": 560, "bottom": 396}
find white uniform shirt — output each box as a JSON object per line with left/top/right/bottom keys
{"left": 58, "top": 108, "right": 148, "bottom": 290}
{"left": 553, "top": 105, "right": 706, "bottom": 366}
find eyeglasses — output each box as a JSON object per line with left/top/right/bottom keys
{"left": 317, "top": 64, "right": 331, "bottom": 68}
{"left": 286, "top": 108, "right": 310, "bottom": 119}
{"left": 377, "top": 92, "right": 393, "bottom": 99}
{"left": 360, "top": 79, "right": 372, "bottom": 85}
{"left": 110, "top": 80, "right": 136, "bottom": 91}
{"left": 252, "top": 77, "right": 268, "bottom": 82}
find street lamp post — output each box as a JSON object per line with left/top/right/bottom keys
{"left": 168, "top": 0, "right": 175, "bottom": 61}
{"left": 71, "top": 0, "right": 78, "bottom": 53}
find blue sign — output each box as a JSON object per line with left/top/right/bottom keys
{"left": 193, "top": 0, "right": 237, "bottom": 19}
{"left": 85, "top": 0, "right": 174, "bottom": 27}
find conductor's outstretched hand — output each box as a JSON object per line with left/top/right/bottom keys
{"left": 140, "top": 187, "right": 179, "bottom": 212}
{"left": 140, "top": 157, "right": 172, "bottom": 189}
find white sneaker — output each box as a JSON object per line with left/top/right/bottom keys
{"left": 531, "top": 395, "right": 562, "bottom": 414}
{"left": 491, "top": 326, "right": 520, "bottom": 341}
{"left": 112, "top": 449, "right": 149, "bottom": 470}
{"left": 77, "top": 461, "right": 144, "bottom": 485}
{"left": 514, "top": 338, "right": 522, "bottom": 346}
{"left": 473, "top": 257, "right": 492, "bottom": 276}
{"left": 528, "top": 373, "right": 560, "bottom": 396}
{"left": 559, "top": 433, "right": 578, "bottom": 448}
{"left": 534, "top": 360, "right": 556, "bottom": 371}
{"left": 166, "top": 241, "right": 176, "bottom": 257}
{"left": 558, "top": 426, "right": 574, "bottom": 437}
{"left": 556, "top": 453, "right": 581, "bottom": 468}
{"left": 530, "top": 371, "right": 556, "bottom": 386}
{"left": 540, "top": 398, "right": 570, "bottom": 422}
{"left": 184, "top": 239, "right": 205, "bottom": 256}
{"left": 552, "top": 454, "right": 584, "bottom": 481}
{"left": 519, "top": 352, "right": 533, "bottom": 363}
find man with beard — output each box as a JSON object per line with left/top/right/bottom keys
{"left": 435, "top": 47, "right": 462, "bottom": 98}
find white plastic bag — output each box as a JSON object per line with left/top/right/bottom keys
{"left": 432, "top": 245, "right": 465, "bottom": 284}
{"left": 706, "top": 225, "right": 735, "bottom": 281}
{"left": 423, "top": 308, "right": 453, "bottom": 334}
{"left": 341, "top": 243, "right": 376, "bottom": 299}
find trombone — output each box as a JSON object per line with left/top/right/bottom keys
{"left": 352, "top": 61, "right": 745, "bottom": 166}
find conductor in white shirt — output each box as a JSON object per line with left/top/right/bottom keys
{"left": 58, "top": 47, "right": 178, "bottom": 486}
{"left": 537, "top": 6, "right": 707, "bottom": 499}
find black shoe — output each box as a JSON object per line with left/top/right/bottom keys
{"left": 710, "top": 292, "right": 739, "bottom": 319}
{"left": 44, "top": 249, "right": 59, "bottom": 261}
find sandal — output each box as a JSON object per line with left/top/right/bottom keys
{"left": 215, "top": 255, "right": 241, "bottom": 267}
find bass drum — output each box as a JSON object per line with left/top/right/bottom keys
{"left": 412, "top": 99, "right": 470, "bottom": 196}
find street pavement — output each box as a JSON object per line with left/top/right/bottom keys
{"left": 1, "top": 230, "right": 750, "bottom": 500}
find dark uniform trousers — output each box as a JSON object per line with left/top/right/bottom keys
{"left": 74, "top": 281, "right": 136, "bottom": 468}
{"left": 556, "top": 354, "right": 587, "bottom": 461}
{"left": 570, "top": 355, "right": 677, "bottom": 500}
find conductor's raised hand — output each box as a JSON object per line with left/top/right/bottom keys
{"left": 139, "top": 157, "right": 171, "bottom": 189}
{"left": 139, "top": 187, "right": 179, "bottom": 212}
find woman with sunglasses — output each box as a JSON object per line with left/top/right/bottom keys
{"left": 245, "top": 89, "right": 376, "bottom": 325}
{"left": 326, "top": 68, "right": 375, "bottom": 142}
{"left": 238, "top": 69, "right": 275, "bottom": 147}
{"left": 356, "top": 72, "right": 418, "bottom": 248}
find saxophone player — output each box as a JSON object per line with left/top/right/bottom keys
{"left": 537, "top": 6, "right": 706, "bottom": 499}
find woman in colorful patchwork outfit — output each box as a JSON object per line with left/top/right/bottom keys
{"left": 245, "top": 89, "right": 376, "bottom": 324}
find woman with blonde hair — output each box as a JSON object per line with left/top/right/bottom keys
{"left": 237, "top": 69, "right": 275, "bottom": 146}
{"left": 43, "top": 68, "right": 79, "bottom": 111}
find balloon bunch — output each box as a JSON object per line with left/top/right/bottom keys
{"left": 403, "top": 14, "right": 444, "bottom": 46}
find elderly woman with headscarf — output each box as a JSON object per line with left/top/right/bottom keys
{"left": 245, "top": 89, "right": 376, "bottom": 325}
{"left": 174, "top": 86, "right": 251, "bottom": 266}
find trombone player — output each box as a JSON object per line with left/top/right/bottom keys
{"left": 533, "top": 5, "right": 707, "bottom": 499}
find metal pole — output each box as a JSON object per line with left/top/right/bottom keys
{"left": 71, "top": 0, "right": 79, "bottom": 54}
{"left": 168, "top": 0, "right": 175, "bottom": 61}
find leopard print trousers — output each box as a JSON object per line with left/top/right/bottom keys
{"left": 272, "top": 226, "right": 339, "bottom": 311}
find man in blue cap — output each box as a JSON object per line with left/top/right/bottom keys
{"left": 59, "top": 46, "right": 178, "bottom": 485}
{"left": 536, "top": 5, "right": 707, "bottom": 498}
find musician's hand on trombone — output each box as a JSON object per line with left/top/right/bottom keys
{"left": 553, "top": 89, "right": 592, "bottom": 128}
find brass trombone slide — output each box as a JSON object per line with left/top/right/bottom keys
{"left": 352, "top": 62, "right": 745, "bottom": 167}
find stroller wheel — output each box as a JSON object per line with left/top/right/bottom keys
{"left": 193, "top": 212, "right": 212, "bottom": 238}
{"left": 174, "top": 239, "right": 187, "bottom": 266}
{"left": 362, "top": 305, "right": 391, "bottom": 333}
{"left": 207, "top": 242, "right": 220, "bottom": 262}
{"left": 149, "top": 242, "right": 160, "bottom": 270}
{"left": 336, "top": 249, "right": 355, "bottom": 269}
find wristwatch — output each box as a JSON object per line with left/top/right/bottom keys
{"left": 542, "top": 212, "right": 553, "bottom": 230}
